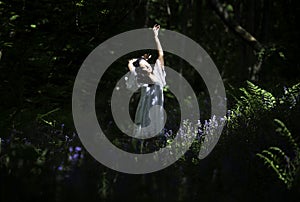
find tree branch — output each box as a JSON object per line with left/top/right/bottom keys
{"left": 209, "top": 0, "right": 263, "bottom": 52}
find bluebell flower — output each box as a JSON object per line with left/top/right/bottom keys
{"left": 75, "top": 146, "right": 82, "bottom": 152}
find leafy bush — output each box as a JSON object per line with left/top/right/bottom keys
{"left": 225, "top": 81, "right": 300, "bottom": 189}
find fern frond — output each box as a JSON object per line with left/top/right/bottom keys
{"left": 256, "top": 152, "right": 288, "bottom": 184}
{"left": 274, "top": 119, "right": 299, "bottom": 152}
{"left": 257, "top": 119, "right": 300, "bottom": 189}
{"left": 246, "top": 81, "right": 276, "bottom": 110}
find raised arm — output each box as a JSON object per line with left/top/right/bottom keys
{"left": 153, "top": 24, "right": 164, "bottom": 67}
{"left": 128, "top": 59, "right": 137, "bottom": 72}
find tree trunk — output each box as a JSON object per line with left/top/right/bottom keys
{"left": 209, "top": 0, "right": 264, "bottom": 81}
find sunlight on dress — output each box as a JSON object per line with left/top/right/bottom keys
{"left": 126, "top": 59, "right": 166, "bottom": 138}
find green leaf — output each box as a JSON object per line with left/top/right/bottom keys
{"left": 278, "top": 52, "right": 285, "bottom": 59}
{"left": 10, "top": 14, "right": 19, "bottom": 21}
{"left": 226, "top": 4, "right": 234, "bottom": 12}
{"left": 4, "top": 42, "right": 13, "bottom": 47}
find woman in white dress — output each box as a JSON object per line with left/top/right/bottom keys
{"left": 127, "top": 24, "right": 166, "bottom": 140}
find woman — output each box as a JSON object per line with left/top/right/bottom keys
{"left": 126, "top": 24, "right": 166, "bottom": 139}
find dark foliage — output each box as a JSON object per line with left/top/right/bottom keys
{"left": 0, "top": 0, "right": 300, "bottom": 201}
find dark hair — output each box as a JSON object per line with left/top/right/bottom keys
{"left": 133, "top": 58, "right": 143, "bottom": 67}
{"left": 133, "top": 58, "right": 153, "bottom": 84}
{"left": 133, "top": 53, "right": 151, "bottom": 67}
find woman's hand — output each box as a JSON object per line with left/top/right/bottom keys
{"left": 153, "top": 24, "right": 160, "bottom": 37}
{"left": 128, "top": 59, "right": 136, "bottom": 65}
{"left": 128, "top": 59, "right": 137, "bottom": 72}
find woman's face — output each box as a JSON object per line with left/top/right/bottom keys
{"left": 139, "top": 59, "right": 152, "bottom": 73}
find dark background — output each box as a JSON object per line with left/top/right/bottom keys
{"left": 0, "top": 0, "right": 299, "bottom": 201}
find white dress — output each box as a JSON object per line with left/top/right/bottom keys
{"left": 126, "top": 59, "right": 166, "bottom": 138}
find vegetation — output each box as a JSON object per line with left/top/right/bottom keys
{"left": 0, "top": 0, "right": 299, "bottom": 201}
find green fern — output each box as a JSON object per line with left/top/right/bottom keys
{"left": 228, "top": 81, "right": 276, "bottom": 128}
{"left": 274, "top": 119, "right": 299, "bottom": 152}
{"left": 227, "top": 81, "right": 300, "bottom": 189}
{"left": 228, "top": 82, "right": 300, "bottom": 129}
{"left": 256, "top": 148, "right": 288, "bottom": 184}
{"left": 256, "top": 120, "right": 300, "bottom": 189}
{"left": 246, "top": 81, "right": 276, "bottom": 110}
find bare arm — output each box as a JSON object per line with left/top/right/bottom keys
{"left": 128, "top": 59, "right": 137, "bottom": 72}
{"left": 153, "top": 25, "right": 164, "bottom": 67}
